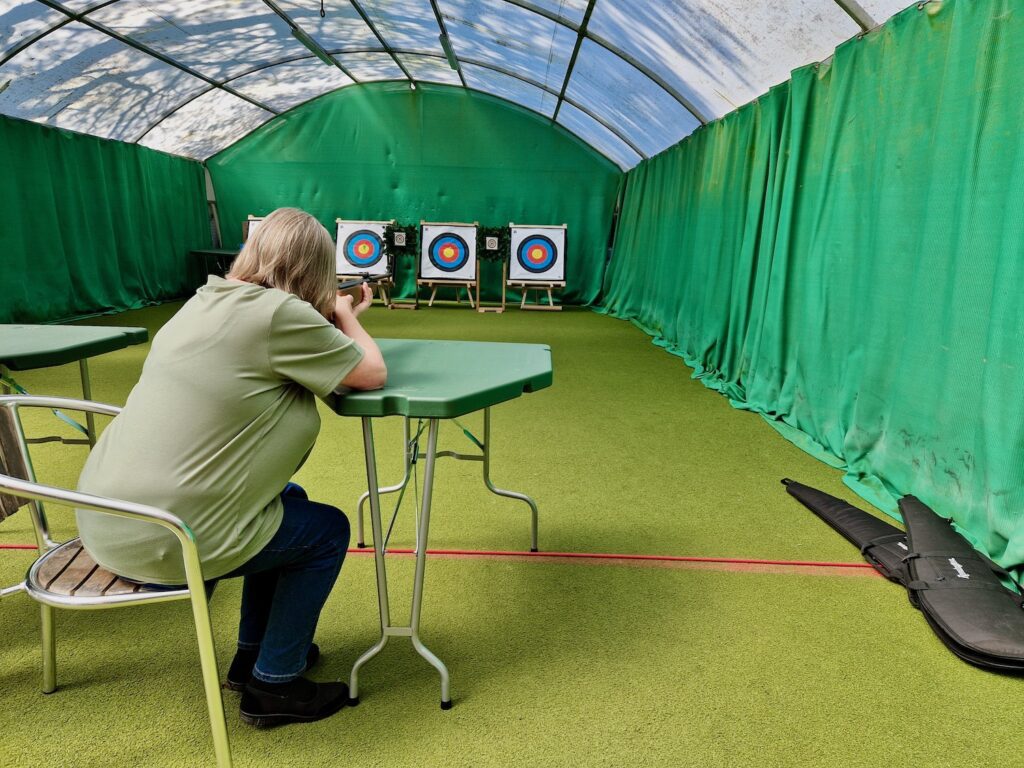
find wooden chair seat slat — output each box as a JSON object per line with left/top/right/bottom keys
{"left": 103, "top": 578, "right": 144, "bottom": 596}
{"left": 32, "top": 539, "right": 169, "bottom": 598}
{"left": 74, "top": 566, "right": 119, "bottom": 597}
{"left": 35, "top": 541, "right": 83, "bottom": 589}
{"left": 51, "top": 551, "right": 98, "bottom": 595}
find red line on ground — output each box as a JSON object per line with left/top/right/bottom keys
{"left": 0, "top": 542, "right": 871, "bottom": 570}
{"left": 347, "top": 547, "right": 873, "bottom": 570}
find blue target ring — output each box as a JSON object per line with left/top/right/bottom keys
{"left": 344, "top": 230, "right": 384, "bottom": 269}
{"left": 428, "top": 234, "right": 469, "bottom": 273}
{"left": 517, "top": 235, "right": 557, "bottom": 274}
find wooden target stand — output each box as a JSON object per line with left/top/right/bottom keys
{"left": 507, "top": 223, "right": 567, "bottom": 311}
{"left": 510, "top": 281, "right": 564, "bottom": 311}
{"left": 418, "top": 280, "right": 477, "bottom": 309}
{"left": 412, "top": 221, "right": 479, "bottom": 310}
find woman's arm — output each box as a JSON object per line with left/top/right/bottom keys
{"left": 333, "top": 284, "right": 387, "bottom": 391}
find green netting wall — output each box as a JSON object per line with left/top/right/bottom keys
{"left": 0, "top": 115, "right": 211, "bottom": 324}
{"left": 600, "top": 0, "right": 1024, "bottom": 575}
{"left": 206, "top": 83, "right": 622, "bottom": 305}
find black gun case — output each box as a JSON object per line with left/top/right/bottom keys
{"left": 783, "top": 478, "right": 1024, "bottom": 674}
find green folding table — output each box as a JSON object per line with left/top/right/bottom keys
{"left": 329, "top": 338, "right": 552, "bottom": 709}
{"left": 0, "top": 325, "right": 149, "bottom": 445}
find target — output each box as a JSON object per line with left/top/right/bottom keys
{"left": 517, "top": 235, "right": 557, "bottom": 274}
{"left": 343, "top": 230, "right": 384, "bottom": 269}
{"left": 509, "top": 225, "right": 566, "bottom": 282}
{"left": 419, "top": 223, "right": 477, "bottom": 281}
{"left": 429, "top": 234, "right": 469, "bottom": 272}
{"left": 336, "top": 220, "right": 392, "bottom": 277}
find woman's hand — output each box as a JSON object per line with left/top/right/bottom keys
{"left": 333, "top": 292, "right": 355, "bottom": 323}
{"left": 334, "top": 283, "right": 373, "bottom": 322}
{"left": 352, "top": 283, "right": 374, "bottom": 317}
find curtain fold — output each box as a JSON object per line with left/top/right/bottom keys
{"left": 0, "top": 115, "right": 210, "bottom": 324}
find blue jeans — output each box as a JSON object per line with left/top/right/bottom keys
{"left": 219, "top": 483, "right": 350, "bottom": 683}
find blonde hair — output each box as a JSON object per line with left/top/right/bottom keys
{"left": 228, "top": 208, "right": 335, "bottom": 317}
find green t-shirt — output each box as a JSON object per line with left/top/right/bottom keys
{"left": 76, "top": 277, "right": 364, "bottom": 585}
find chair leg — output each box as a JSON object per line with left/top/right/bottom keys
{"left": 40, "top": 604, "right": 56, "bottom": 693}
{"left": 188, "top": 593, "right": 233, "bottom": 768}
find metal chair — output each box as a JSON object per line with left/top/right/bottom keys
{"left": 0, "top": 395, "right": 232, "bottom": 768}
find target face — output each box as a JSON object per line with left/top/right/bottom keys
{"left": 419, "top": 224, "right": 477, "bottom": 280}
{"left": 509, "top": 226, "right": 565, "bottom": 282}
{"left": 343, "top": 230, "right": 384, "bottom": 269}
{"left": 429, "top": 234, "right": 469, "bottom": 272}
{"left": 336, "top": 220, "right": 391, "bottom": 277}
{"left": 517, "top": 235, "right": 557, "bottom": 273}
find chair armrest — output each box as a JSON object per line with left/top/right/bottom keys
{"left": 0, "top": 395, "right": 121, "bottom": 419}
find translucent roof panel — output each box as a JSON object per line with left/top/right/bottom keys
{"left": 0, "top": 21, "right": 207, "bottom": 142}
{"left": 1, "top": 1, "right": 65, "bottom": 62}
{"left": 0, "top": 0, "right": 901, "bottom": 168}
{"left": 229, "top": 59, "right": 352, "bottom": 114}
{"left": 398, "top": 54, "right": 462, "bottom": 86}
{"left": 363, "top": 0, "right": 444, "bottom": 55}
{"left": 139, "top": 88, "right": 272, "bottom": 160}
{"left": 860, "top": 1, "right": 916, "bottom": 25}
{"left": 273, "top": 0, "right": 378, "bottom": 52}
{"left": 335, "top": 51, "right": 407, "bottom": 82}
{"left": 440, "top": 0, "right": 577, "bottom": 92}
{"left": 566, "top": 39, "right": 701, "bottom": 158}
{"left": 556, "top": 102, "right": 641, "bottom": 171}
{"left": 462, "top": 62, "right": 558, "bottom": 118}
{"left": 54, "top": 0, "right": 103, "bottom": 11}
{"left": 519, "top": 0, "right": 591, "bottom": 26}
{"left": 587, "top": 0, "right": 860, "bottom": 121}
{"left": 87, "top": 0, "right": 311, "bottom": 81}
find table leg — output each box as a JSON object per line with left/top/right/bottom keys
{"left": 410, "top": 419, "right": 451, "bottom": 708}
{"left": 355, "top": 417, "right": 412, "bottom": 548}
{"left": 482, "top": 407, "right": 539, "bottom": 552}
{"left": 349, "top": 417, "right": 392, "bottom": 704}
{"left": 350, "top": 417, "right": 452, "bottom": 709}
{"left": 78, "top": 360, "right": 96, "bottom": 447}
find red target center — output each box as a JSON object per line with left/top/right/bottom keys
{"left": 527, "top": 245, "right": 548, "bottom": 263}
{"left": 356, "top": 241, "right": 372, "bottom": 255}
{"left": 440, "top": 244, "right": 458, "bottom": 262}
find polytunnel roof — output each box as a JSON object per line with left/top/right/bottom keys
{"left": 1, "top": 0, "right": 913, "bottom": 169}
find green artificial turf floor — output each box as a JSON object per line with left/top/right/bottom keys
{"left": 0, "top": 303, "right": 1019, "bottom": 767}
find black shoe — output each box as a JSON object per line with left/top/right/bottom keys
{"left": 239, "top": 677, "right": 349, "bottom": 728}
{"left": 225, "top": 643, "right": 320, "bottom": 692}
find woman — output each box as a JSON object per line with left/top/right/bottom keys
{"left": 76, "top": 207, "right": 386, "bottom": 727}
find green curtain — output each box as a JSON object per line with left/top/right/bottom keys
{"left": 601, "top": 0, "right": 1024, "bottom": 576}
{"left": 207, "top": 82, "right": 622, "bottom": 304}
{"left": 0, "top": 115, "right": 211, "bottom": 324}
